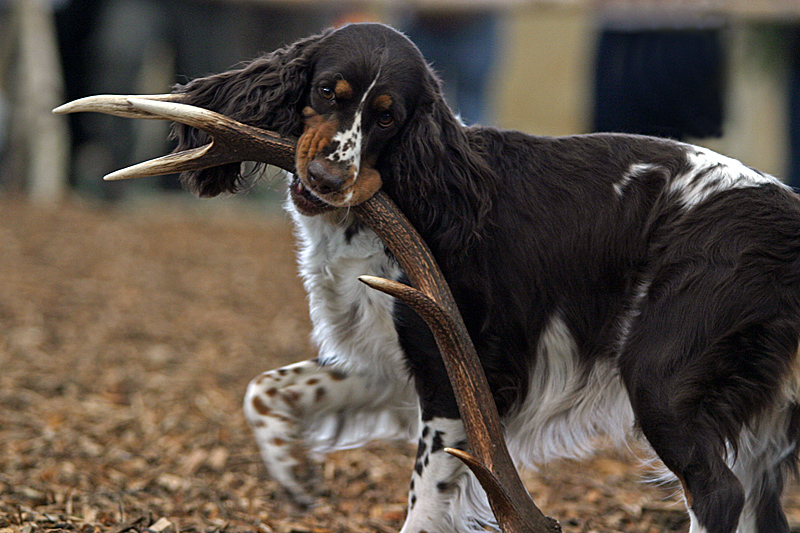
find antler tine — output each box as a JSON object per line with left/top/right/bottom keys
{"left": 126, "top": 98, "right": 239, "bottom": 135}
{"left": 52, "top": 93, "right": 184, "bottom": 119}
{"left": 53, "top": 95, "right": 297, "bottom": 181}
{"left": 104, "top": 145, "right": 215, "bottom": 181}
{"left": 353, "top": 197, "right": 561, "bottom": 533}
{"left": 444, "top": 447, "right": 515, "bottom": 512}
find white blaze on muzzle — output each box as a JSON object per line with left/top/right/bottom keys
{"left": 326, "top": 71, "right": 381, "bottom": 182}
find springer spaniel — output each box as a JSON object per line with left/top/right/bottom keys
{"left": 171, "top": 22, "right": 800, "bottom": 533}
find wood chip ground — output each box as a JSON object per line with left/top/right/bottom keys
{"left": 3, "top": 197, "right": 800, "bottom": 533}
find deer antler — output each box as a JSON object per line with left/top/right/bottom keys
{"left": 354, "top": 199, "right": 560, "bottom": 533}
{"left": 54, "top": 95, "right": 560, "bottom": 533}
{"left": 54, "top": 95, "right": 296, "bottom": 178}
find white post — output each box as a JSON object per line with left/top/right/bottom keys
{"left": 16, "top": 0, "right": 70, "bottom": 204}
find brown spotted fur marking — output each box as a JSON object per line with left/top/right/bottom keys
{"left": 268, "top": 412, "right": 294, "bottom": 424}
{"left": 281, "top": 390, "right": 301, "bottom": 408}
{"left": 296, "top": 107, "right": 337, "bottom": 180}
{"left": 314, "top": 387, "right": 326, "bottom": 403}
{"left": 252, "top": 395, "right": 271, "bottom": 416}
{"left": 335, "top": 79, "right": 353, "bottom": 100}
{"left": 373, "top": 94, "right": 393, "bottom": 110}
{"left": 347, "top": 167, "right": 382, "bottom": 203}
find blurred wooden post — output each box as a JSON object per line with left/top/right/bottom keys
{"left": 13, "top": 0, "right": 70, "bottom": 203}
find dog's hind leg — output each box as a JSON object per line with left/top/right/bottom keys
{"left": 625, "top": 343, "right": 800, "bottom": 533}
{"left": 620, "top": 278, "right": 800, "bottom": 532}
{"left": 244, "top": 358, "right": 418, "bottom": 506}
{"left": 730, "top": 403, "right": 800, "bottom": 533}
{"left": 623, "top": 355, "right": 747, "bottom": 533}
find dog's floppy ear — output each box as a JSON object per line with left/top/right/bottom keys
{"left": 171, "top": 30, "right": 329, "bottom": 197}
{"left": 386, "top": 72, "right": 495, "bottom": 264}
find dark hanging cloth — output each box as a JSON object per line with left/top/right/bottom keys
{"left": 788, "top": 28, "right": 800, "bottom": 189}
{"left": 594, "top": 28, "right": 725, "bottom": 140}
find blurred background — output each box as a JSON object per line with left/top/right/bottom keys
{"left": 4, "top": 3, "right": 800, "bottom": 531}
{"left": 1, "top": 0, "right": 800, "bottom": 203}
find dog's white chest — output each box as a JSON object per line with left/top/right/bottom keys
{"left": 291, "top": 207, "right": 408, "bottom": 380}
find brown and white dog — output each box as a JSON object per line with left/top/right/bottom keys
{"left": 171, "top": 22, "right": 800, "bottom": 533}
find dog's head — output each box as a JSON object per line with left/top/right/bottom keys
{"left": 292, "top": 23, "right": 431, "bottom": 215}
{"left": 172, "top": 23, "right": 432, "bottom": 216}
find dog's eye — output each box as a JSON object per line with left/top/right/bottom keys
{"left": 378, "top": 111, "right": 394, "bottom": 128}
{"left": 319, "top": 86, "right": 335, "bottom": 101}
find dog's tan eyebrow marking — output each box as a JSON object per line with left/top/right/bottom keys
{"left": 335, "top": 79, "right": 353, "bottom": 100}
{"left": 373, "top": 94, "right": 393, "bottom": 111}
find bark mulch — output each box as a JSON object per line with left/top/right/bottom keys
{"left": 3, "top": 197, "right": 800, "bottom": 533}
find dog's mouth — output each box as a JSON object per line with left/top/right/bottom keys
{"left": 293, "top": 108, "right": 384, "bottom": 214}
{"left": 291, "top": 162, "right": 383, "bottom": 217}
{"left": 289, "top": 174, "right": 337, "bottom": 216}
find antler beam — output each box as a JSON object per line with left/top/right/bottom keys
{"left": 54, "top": 96, "right": 561, "bottom": 533}
{"left": 354, "top": 198, "right": 560, "bottom": 533}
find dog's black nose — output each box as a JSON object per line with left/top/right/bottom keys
{"left": 306, "top": 160, "right": 344, "bottom": 195}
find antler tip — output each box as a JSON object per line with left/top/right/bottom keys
{"left": 52, "top": 102, "right": 76, "bottom": 114}
{"left": 357, "top": 274, "right": 382, "bottom": 286}
{"left": 102, "top": 172, "right": 124, "bottom": 181}
{"left": 358, "top": 275, "right": 415, "bottom": 297}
